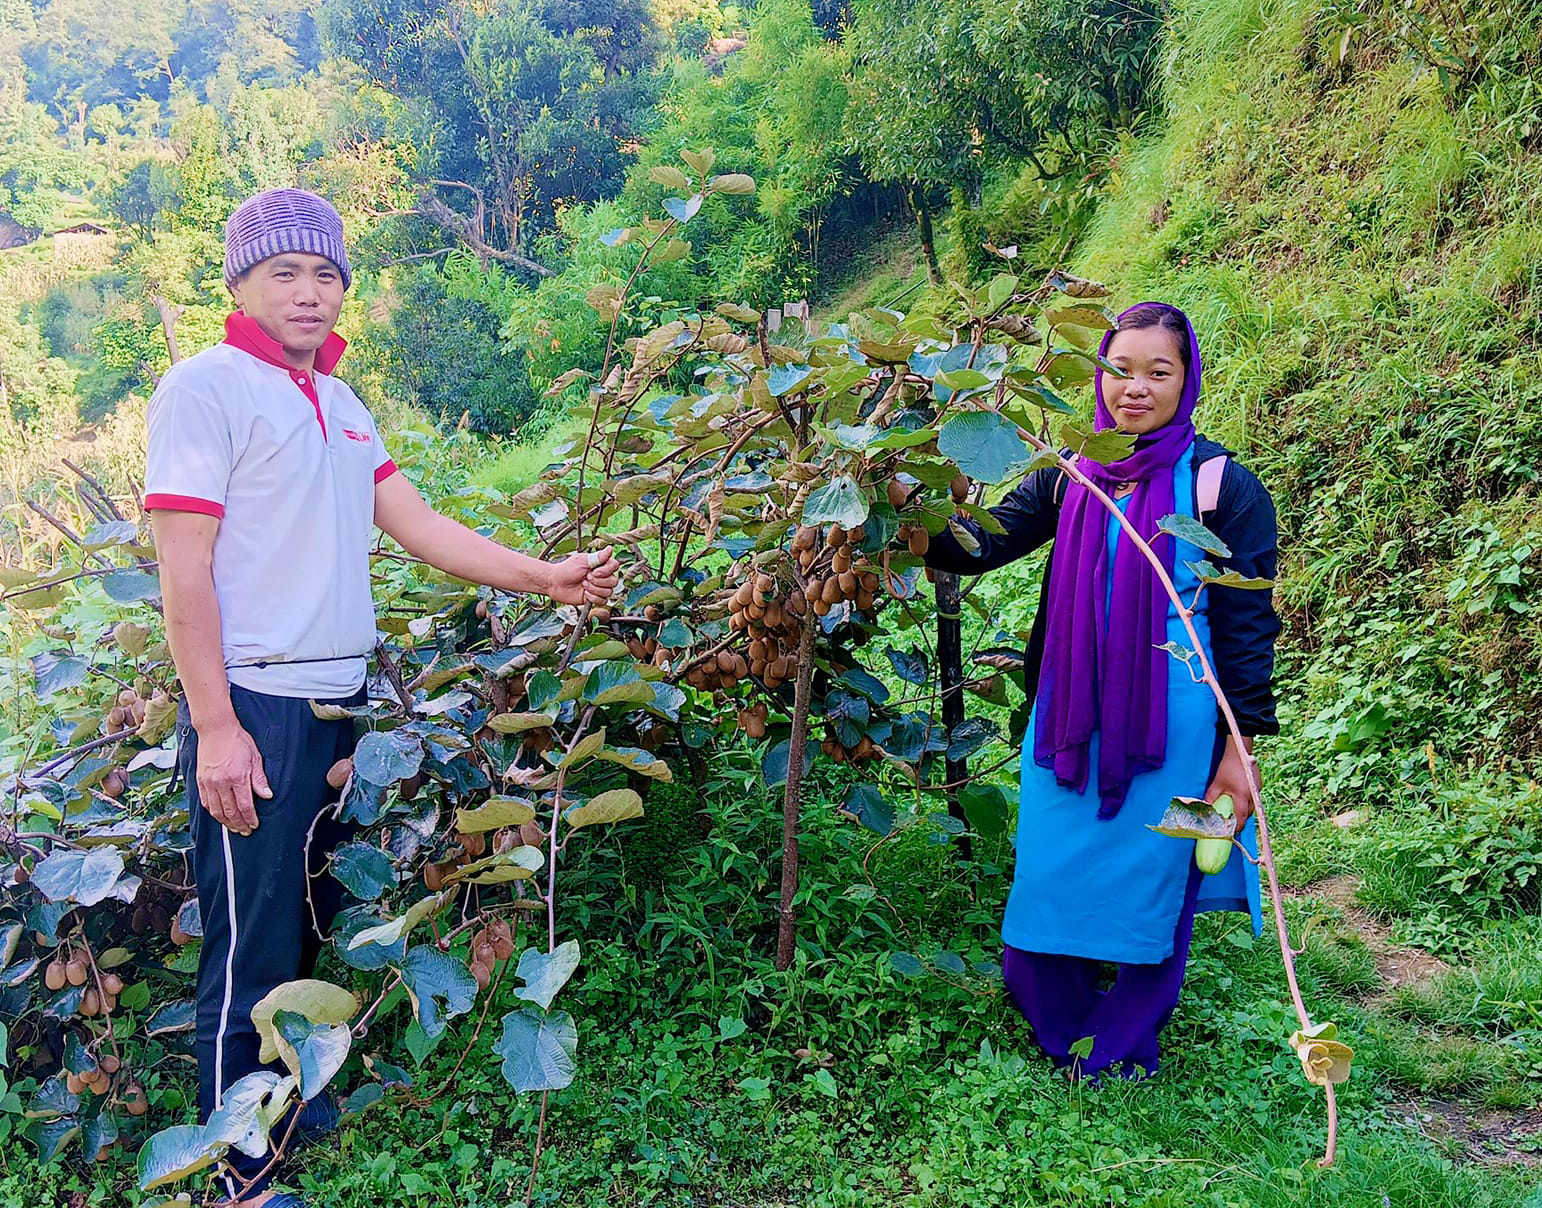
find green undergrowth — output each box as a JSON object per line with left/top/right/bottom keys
{"left": 8, "top": 753, "right": 1537, "bottom": 1206}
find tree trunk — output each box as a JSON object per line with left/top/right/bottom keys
{"left": 935, "top": 570, "right": 972, "bottom": 860}
{"left": 151, "top": 295, "right": 183, "bottom": 365}
{"left": 911, "top": 185, "right": 942, "bottom": 286}
{"left": 775, "top": 609, "right": 819, "bottom": 971}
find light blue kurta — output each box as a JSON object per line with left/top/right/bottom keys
{"left": 1003, "top": 449, "right": 1263, "bottom": 964}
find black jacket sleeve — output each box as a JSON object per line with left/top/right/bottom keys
{"left": 1207, "top": 461, "right": 1281, "bottom": 737}
{"left": 923, "top": 466, "right": 1063, "bottom": 574}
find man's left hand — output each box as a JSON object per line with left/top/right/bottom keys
{"left": 548, "top": 546, "right": 621, "bottom": 606}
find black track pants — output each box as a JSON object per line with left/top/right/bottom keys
{"left": 180, "top": 684, "right": 362, "bottom": 1194}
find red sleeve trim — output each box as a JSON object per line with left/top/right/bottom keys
{"left": 374, "top": 459, "right": 399, "bottom": 485}
{"left": 144, "top": 493, "right": 225, "bottom": 518}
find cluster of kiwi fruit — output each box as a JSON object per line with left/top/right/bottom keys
{"left": 792, "top": 524, "right": 882, "bottom": 618}
{"left": 421, "top": 818, "right": 546, "bottom": 892}
{"left": 682, "top": 647, "right": 751, "bottom": 693}
{"left": 819, "top": 724, "right": 882, "bottom": 765}
{"left": 44, "top": 943, "right": 124, "bottom": 1017}
{"left": 104, "top": 684, "right": 164, "bottom": 736}
{"left": 465, "top": 917, "right": 516, "bottom": 990}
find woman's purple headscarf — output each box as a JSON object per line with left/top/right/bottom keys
{"left": 1032, "top": 303, "right": 1202, "bottom": 817}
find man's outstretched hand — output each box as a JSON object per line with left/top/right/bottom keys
{"left": 548, "top": 546, "right": 621, "bottom": 607}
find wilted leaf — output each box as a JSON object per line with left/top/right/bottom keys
{"left": 709, "top": 172, "right": 755, "bottom": 195}
{"left": 442, "top": 846, "right": 545, "bottom": 885}
{"left": 565, "top": 788, "right": 643, "bottom": 829}
{"left": 1146, "top": 795, "right": 1234, "bottom": 840}
{"left": 1291, "top": 1025, "right": 1354, "bottom": 1086}
{"left": 250, "top": 980, "right": 359, "bottom": 1066}
{"left": 485, "top": 711, "right": 557, "bottom": 735}
{"left": 454, "top": 797, "right": 536, "bottom": 833}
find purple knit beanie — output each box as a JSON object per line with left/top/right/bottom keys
{"left": 223, "top": 188, "right": 352, "bottom": 290}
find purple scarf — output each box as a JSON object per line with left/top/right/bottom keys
{"left": 1032, "top": 303, "right": 1202, "bottom": 818}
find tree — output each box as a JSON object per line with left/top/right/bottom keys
{"left": 319, "top": 0, "right": 662, "bottom": 277}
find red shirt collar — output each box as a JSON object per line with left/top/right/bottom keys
{"left": 223, "top": 311, "right": 346, "bottom": 376}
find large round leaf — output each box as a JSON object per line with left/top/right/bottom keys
{"left": 495, "top": 1008, "right": 578, "bottom": 1094}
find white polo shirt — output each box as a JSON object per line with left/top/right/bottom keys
{"left": 145, "top": 312, "right": 398, "bottom": 699}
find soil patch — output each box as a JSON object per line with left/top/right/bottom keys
{"left": 1288, "top": 873, "right": 1449, "bottom": 1006}
{"left": 1397, "top": 1099, "right": 1542, "bottom": 1169}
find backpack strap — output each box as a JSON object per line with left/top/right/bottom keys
{"left": 1196, "top": 454, "right": 1226, "bottom": 518}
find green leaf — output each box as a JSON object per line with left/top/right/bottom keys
{"left": 767, "top": 364, "right": 814, "bottom": 396}
{"left": 937, "top": 412, "right": 1028, "bottom": 484}
{"left": 273, "top": 1011, "right": 351, "bottom": 1100}
{"left": 28, "top": 1115, "right": 82, "bottom": 1163}
{"left": 352, "top": 730, "right": 424, "bottom": 786}
{"left": 454, "top": 797, "right": 537, "bottom": 833}
{"left": 802, "top": 476, "right": 870, "bottom": 528}
{"left": 582, "top": 662, "right": 652, "bottom": 707}
{"left": 513, "top": 939, "right": 581, "bottom": 1011}
{"left": 398, "top": 946, "right": 478, "bottom": 1040}
{"left": 649, "top": 164, "right": 691, "bottom": 190}
{"left": 495, "top": 1008, "right": 578, "bottom": 1093}
{"left": 1157, "top": 513, "right": 1232, "bottom": 557}
{"left": 958, "top": 783, "right": 1011, "bottom": 838}
{"left": 934, "top": 367, "right": 992, "bottom": 392}
{"left": 986, "top": 273, "right": 1019, "bottom": 312}
{"left": 680, "top": 147, "right": 715, "bottom": 176}
{"left": 101, "top": 571, "right": 160, "bottom": 603}
{"left": 1069, "top": 1036, "right": 1095, "bottom": 1060}
{"left": 808, "top": 1068, "right": 838, "bottom": 1098}
{"left": 1059, "top": 421, "right": 1136, "bottom": 466}
{"left": 137, "top": 1124, "right": 222, "bottom": 1192}
{"left": 204, "top": 1071, "right": 291, "bottom": 1160}
{"left": 30, "top": 652, "right": 89, "bottom": 702}
{"left": 330, "top": 842, "right": 396, "bottom": 901}
{"left": 889, "top": 952, "right": 923, "bottom": 977}
{"left": 1185, "top": 560, "right": 1272, "bottom": 589}
{"left": 1045, "top": 306, "right": 1112, "bottom": 331}
{"left": 565, "top": 788, "right": 644, "bottom": 829}
{"left": 29, "top": 848, "right": 125, "bottom": 906}
{"left": 250, "top": 980, "right": 359, "bottom": 1066}
{"left": 737, "top": 1076, "right": 772, "bottom": 1101}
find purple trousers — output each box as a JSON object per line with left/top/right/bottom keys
{"left": 1002, "top": 861, "right": 1203, "bottom": 1080}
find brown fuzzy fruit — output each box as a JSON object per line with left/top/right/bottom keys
{"left": 45, "top": 960, "right": 67, "bottom": 991}
{"left": 399, "top": 774, "right": 423, "bottom": 802}
{"left": 826, "top": 525, "right": 846, "bottom": 548}
{"left": 65, "top": 959, "right": 88, "bottom": 987}
{"left": 326, "top": 758, "right": 353, "bottom": 790}
{"left": 118, "top": 689, "right": 137, "bottom": 707}
{"left": 475, "top": 600, "right": 490, "bottom": 619}
{"left": 950, "top": 473, "right": 969, "bottom": 503}
{"left": 66, "top": 1072, "right": 86, "bottom": 1095}
{"left": 170, "top": 918, "right": 192, "bottom": 947}
{"left": 125, "top": 1087, "right": 149, "bottom": 1116}
{"left": 101, "top": 973, "right": 124, "bottom": 997}
{"left": 492, "top": 934, "right": 515, "bottom": 961}
{"left": 470, "top": 961, "right": 492, "bottom": 991}
{"left": 99, "top": 1053, "right": 121, "bottom": 1075}
{"left": 886, "top": 479, "right": 908, "bottom": 509}
{"left": 459, "top": 831, "right": 488, "bottom": 858}
{"left": 591, "top": 605, "right": 612, "bottom": 623}
{"left": 100, "top": 770, "right": 126, "bottom": 799}
{"left": 107, "top": 706, "right": 126, "bottom": 729}
{"left": 423, "top": 862, "right": 445, "bottom": 891}
{"left": 80, "top": 988, "right": 101, "bottom": 1017}
{"left": 907, "top": 527, "right": 931, "bottom": 557}
{"left": 518, "top": 820, "right": 546, "bottom": 847}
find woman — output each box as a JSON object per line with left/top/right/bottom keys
{"left": 927, "top": 302, "right": 1279, "bottom": 1080}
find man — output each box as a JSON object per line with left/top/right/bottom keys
{"left": 145, "top": 188, "right": 618, "bottom": 1207}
